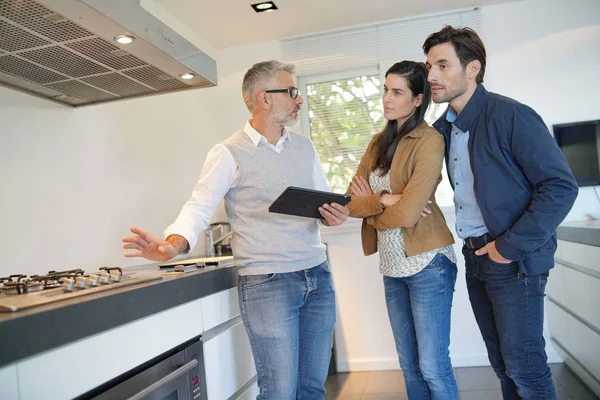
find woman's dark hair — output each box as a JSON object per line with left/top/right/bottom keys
{"left": 422, "top": 25, "right": 487, "bottom": 84}
{"left": 372, "top": 61, "right": 431, "bottom": 175}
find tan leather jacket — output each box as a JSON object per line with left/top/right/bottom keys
{"left": 346, "top": 121, "right": 455, "bottom": 256}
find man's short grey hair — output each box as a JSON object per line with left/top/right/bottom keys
{"left": 242, "top": 60, "right": 295, "bottom": 113}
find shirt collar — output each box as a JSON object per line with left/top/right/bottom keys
{"left": 446, "top": 107, "right": 458, "bottom": 123}
{"left": 244, "top": 120, "right": 291, "bottom": 147}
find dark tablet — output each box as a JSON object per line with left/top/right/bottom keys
{"left": 268, "top": 186, "right": 351, "bottom": 219}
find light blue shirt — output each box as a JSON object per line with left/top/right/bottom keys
{"left": 447, "top": 107, "right": 488, "bottom": 239}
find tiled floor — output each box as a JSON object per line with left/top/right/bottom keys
{"left": 324, "top": 363, "right": 599, "bottom": 399}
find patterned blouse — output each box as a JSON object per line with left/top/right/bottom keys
{"left": 369, "top": 169, "right": 456, "bottom": 278}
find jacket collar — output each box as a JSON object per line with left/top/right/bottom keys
{"left": 405, "top": 121, "right": 429, "bottom": 138}
{"left": 433, "top": 84, "right": 488, "bottom": 134}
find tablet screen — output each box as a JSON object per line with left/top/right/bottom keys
{"left": 268, "top": 186, "right": 351, "bottom": 219}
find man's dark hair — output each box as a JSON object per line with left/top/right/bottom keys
{"left": 423, "top": 25, "right": 487, "bottom": 84}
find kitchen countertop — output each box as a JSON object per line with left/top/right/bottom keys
{"left": 557, "top": 220, "right": 600, "bottom": 247}
{"left": 0, "top": 260, "right": 238, "bottom": 368}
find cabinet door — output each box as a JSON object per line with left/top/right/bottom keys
{"left": 17, "top": 298, "right": 204, "bottom": 400}
{"left": 201, "top": 287, "right": 240, "bottom": 332}
{"left": 203, "top": 320, "right": 256, "bottom": 399}
{"left": 0, "top": 364, "right": 19, "bottom": 400}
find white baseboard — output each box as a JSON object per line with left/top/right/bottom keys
{"left": 336, "top": 351, "right": 562, "bottom": 373}
{"left": 547, "top": 350, "right": 563, "bottom": 364}
{"left": 450, "top": 354, "right": 494, "bottom": 368}
{"left": 337, "top": 358, "right": 399, "bottom": 372}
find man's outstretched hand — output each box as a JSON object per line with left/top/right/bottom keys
{"left": 122, "top": 227, "right": 187, "bottom": 261}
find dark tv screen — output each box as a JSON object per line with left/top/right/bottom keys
{"left": 553, "top": 120, "right": 600, "bottom": 187}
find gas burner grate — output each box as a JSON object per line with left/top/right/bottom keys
{"left": 0, "top": 274, "right": 44, "bottom": 295}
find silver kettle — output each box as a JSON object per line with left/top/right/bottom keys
{"left": 205, "top": 222, "right": 232, "bottom": 257}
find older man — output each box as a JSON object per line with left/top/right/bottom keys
{"left": 123, "top": 60, "right": 349, "bottom": 400}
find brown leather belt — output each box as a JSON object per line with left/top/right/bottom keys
{"left": 465, "top": 232, "right": 494, "bottom": 250}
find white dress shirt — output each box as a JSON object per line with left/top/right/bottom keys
{"left": 164, "top": 120, "right": 331, "bottom": 251}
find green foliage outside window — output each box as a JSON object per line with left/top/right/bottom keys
{"left": 306, "top": 75, "right": 384, "bottom": 193}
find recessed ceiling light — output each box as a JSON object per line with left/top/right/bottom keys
{"left": 251, "top": 1, "right": 278, "bottom": 13}
{"left": 114, "top": 35, "right": 134, "bottom": 44}
{"left": 180, "top": 73, "right": 195, "bottom": 80}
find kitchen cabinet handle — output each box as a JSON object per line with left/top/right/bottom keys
{"left": 126, "top": 359, "right": 199, "bottom": 400}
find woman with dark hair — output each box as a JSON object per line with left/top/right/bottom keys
{"left": 347, "top": 61, "right": 459, "bottom": 400}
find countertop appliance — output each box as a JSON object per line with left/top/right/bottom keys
{"left": 0, "top": 0, "right": 217, "bottom": 106}
{"left": 205, "top": 222, "right": 233, "bottom": 257}
{"left": 0, "top": 267, "right": 162, "bottom": 312}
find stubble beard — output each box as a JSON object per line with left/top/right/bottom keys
{"left": 433, "top": 72, "right": 469, "bottom": 104}
{"left": 271, "top": 108, "right": 300, "bottom": 128}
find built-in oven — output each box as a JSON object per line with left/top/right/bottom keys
{"left": 78, "top": 337, "right": 206, "bottom": 400}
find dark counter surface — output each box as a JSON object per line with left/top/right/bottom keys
{"left": 0, "top": 261, "right": 238, "bottom": 368}
{"left": 557, "top": 220, "right": 600, "bottom": 247}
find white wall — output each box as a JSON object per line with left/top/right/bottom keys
{"left": 482, "top": 0, "right": 600, "bottom": 222}
{"left": 0, "top": 0, "right": 597, "bottom": 373}
{"left": 0, "top": 85, "right": 219, "bottom": 276}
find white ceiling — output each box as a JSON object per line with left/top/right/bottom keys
{"left": 154, "top": 0, "right": 516, "bottom": 49}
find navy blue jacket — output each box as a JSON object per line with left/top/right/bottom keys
{"left": 433, "top": 85, "right": 578, "bottom": 275}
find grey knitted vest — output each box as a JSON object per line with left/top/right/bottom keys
{"left": 222, "top": 128, "right": 326, "bottom": 276}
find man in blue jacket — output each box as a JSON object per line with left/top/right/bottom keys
{"left": 423, "top": 26, "right": 578, "bottom": 400}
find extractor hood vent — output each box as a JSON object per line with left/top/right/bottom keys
{"left": 0, "top": 0, "right": 217, "bottom": 106}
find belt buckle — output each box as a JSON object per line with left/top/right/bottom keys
{"left": 468, "top": 236, "right": 476, "bottom": 250}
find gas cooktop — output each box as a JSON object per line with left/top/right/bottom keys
{"left": 0, "top": 267, "right": 162, "bottom": 313}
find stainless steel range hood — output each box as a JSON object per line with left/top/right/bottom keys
{"left": 0, "top": 0, "right": 217, "bottom": 106}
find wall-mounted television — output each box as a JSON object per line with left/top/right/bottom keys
{"left": 553, "top": 119, "right": 600, "bottom": 187}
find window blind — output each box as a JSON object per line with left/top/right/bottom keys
{"left": 282, "top": 8, "right": 482, "bottom": 77}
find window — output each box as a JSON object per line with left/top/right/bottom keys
{"left": 301, "top": 71, "right": 454, "bottom": 208}
{"left": 303, "top": 72, "right": 385, "bottom": 193}
{"left": 425, "top": 103, "right": 454, "bottom": 208}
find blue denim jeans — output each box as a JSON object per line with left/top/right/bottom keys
{"left": 462, "top": 245, "right": 557, "bottom": 400}
{"left": 384, "top": 253, "right": 459, "bottom": 400}
{"left": 237, "top": 261, "right": 336, "bottom": 400}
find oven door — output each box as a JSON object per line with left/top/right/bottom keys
{"left": 90, "top": 338, "right": 206, "bottom": 400}
{"left": 127, "top": 358, "right": 199, "bottom": 400}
